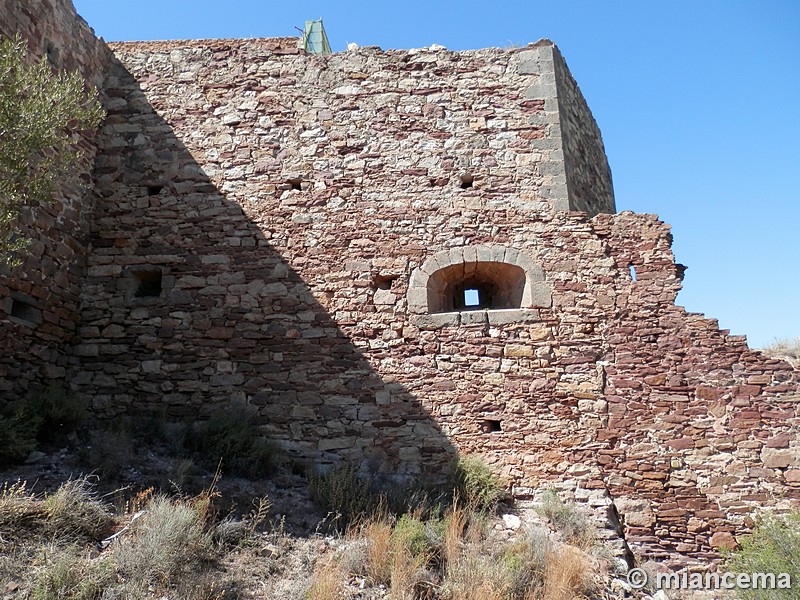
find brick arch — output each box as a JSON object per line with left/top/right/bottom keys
{"left": 407, "top": 245, "right": 552, "bottom": 315}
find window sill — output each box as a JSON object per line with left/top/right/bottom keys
{"left": 411, "top": 308, "right": 541, "bottom": 330}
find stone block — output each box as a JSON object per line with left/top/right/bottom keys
{"left": 318, "top": 437, "right": 355, "bottom": 451}
{"left": 761, "top": 448, "right": 795, "bottom": 469}
{"left": 526, "top": 282, "right": 552, "bottom": 308}
{"left": 505, "top": 344, "right": 534, "bottom": 357}
{"left": 459, "top": 310, "right": 486, "bottom": 325}
{"left": 412, "top": 313, "right": 460, "bottom": 329}
{"left": 373, "top": 288, "right": 397, "bottom": 305}
{"left": 709, "top": 531, "right": 737, "bottom": 551}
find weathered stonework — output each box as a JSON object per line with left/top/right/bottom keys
{"left": 1, "top": 0, "right": 798, "bottom": 569}
{"left": 0, "top": 0, "right": 111, "bottom": 397}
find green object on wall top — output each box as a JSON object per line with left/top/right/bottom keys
{"left": 303, "top": 19, "right": 331, "bottom": 55}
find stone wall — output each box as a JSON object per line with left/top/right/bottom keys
{"left": 552, "top": 47, "right": 616, "bottom": 216}
{"left": 68, "top": 37, "right": 800, "bottom": 565}
{"left": 0, "top": 0, "right": 798, "bottom": 567}
{"left": 594, "top": 212, "right": 800, "bottom": 562}
{"left": 516, "top": 42, "right": 615, "bottom": 216}
{"left": 0, "top": 0, "right": 110, "bottom": 397}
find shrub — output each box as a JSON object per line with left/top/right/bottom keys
{"left": 27, "top": 385, "right": 87, "bottom": 445}
{"left": 501, "top": 527, "right": 551, "bottom": 598}
{"left": 0, "top": 34, "right": 104, "bottom": 265}
{"left": 726, "top": 511, "right": 800, "bottom": 600}
{"left": 80, "top": 426, "right": 135, "bottom": 479}
{"left": 535, "top": 490, "right": 596, "bottom": 549}
{"left": 187, "top": 401, "right": 277, "bottom": 477}
{"left": 451, "top": 457, "right": 506, "bottom": 512}
{"left": 308, "top": 464, "right": 377, "bottom": 527}
{"left": 113, "top": 495, "right": 212, "bottom": 587}
{"left": 0, "top": 398, "right": 42, "bottom": 464}
{"left": 393, "top": 513, "right": 434, "bottom": 559}
{"left": 0, "top": 385, "right": 87, "bottom": 464}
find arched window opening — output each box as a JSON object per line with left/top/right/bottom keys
{"left": 407, "top": 245, "right": 553, "bottom": 323}
{"left": 427, "top": 261, "right": 526, "bottom": 313}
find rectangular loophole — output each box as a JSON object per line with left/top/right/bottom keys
{"left": 480, "top": 419, "right": 502, "bottom": 433}
{"left": 133, "top": 269, "right": 162, "bottom": 297}
{"left": 464, "top": 288, "right": 480, "bottom": 307}
{"left": 10, "top": 298, "right": 42, "bottom": 326}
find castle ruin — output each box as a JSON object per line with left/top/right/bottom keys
{"left": 2, "top": 0, "right": 798, "bottom": 567}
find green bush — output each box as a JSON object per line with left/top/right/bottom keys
{"left": 451, "top": 457, "right": 505, "bottom": 512}
{"left": 726, "top": 511, "right": 800, "bottom": 600}
{"left": 0, "top": 34, "right": 104, "bottom": 265}
{"left": 187, "top": 401, "right": 277, "bottom": 477}
{"left": 393, "top": 514, "right": 435, "bottom": 559}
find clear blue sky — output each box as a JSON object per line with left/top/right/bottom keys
{"left": 72, "top": 0, "right": 800, "bottom": 348}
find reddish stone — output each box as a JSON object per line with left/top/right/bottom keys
{"left": 710, "top": 532, "right": 738, "bottom": 550}
{"left": 666, "top": 437, "right": 694, "bottom": 451}
{"left": 766, "top": 432, "right": 793, "bottom": 448}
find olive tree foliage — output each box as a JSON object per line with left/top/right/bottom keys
{"left": 0, "top": 34, "right": 104, "bottom": 266}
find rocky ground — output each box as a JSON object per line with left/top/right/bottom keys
{"left": 0, "top": 441, "right": 727, "bottom": 600}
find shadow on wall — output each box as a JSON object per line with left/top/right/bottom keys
{"left": 75, "top": 56, "right": 457, "bottom": 480}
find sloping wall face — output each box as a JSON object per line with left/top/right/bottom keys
{"left": 552, "top": 47, "right": 616, "bottom": 216}
{"left": 71, "top": 39, "right": 800, "bottom": 565}
{"left": 0, "top": 0, "right": 109, "bottom": 398}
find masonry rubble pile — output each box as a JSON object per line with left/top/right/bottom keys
{"left": 1, "top": 0, "right": 797, "bottom": 569}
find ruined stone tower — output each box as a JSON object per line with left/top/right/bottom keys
{"left": 1, "top": 0, "right": 798, "bottom": 566}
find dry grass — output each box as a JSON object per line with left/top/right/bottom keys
{"left": 315, "top": 501, "right": 600, "bottom": 600}
{"left": 359, "top": 517, "right": 394, "bottom": 585}
{"left": 541, "top": 545, "right": 594, "bottom": 600}
{"left": 0, "top": 478, "right": 113, "bottom": 545}
{"left": 2, "top": 468, "right": 606, "bottom": 600}
{"left": 760, "top": 337, "right": 800, "bottom": 367}
{"left": 42, "top": 478, "right": 115, "bottom": 542}
{"left": 306, "top": 558, "right": 345, "bottom": 600}
{"left": 0, "top": 480, "right": 45, "bottom": 535}
{"left": 30, "top": 544, "right": 113, "bottom": 600}
{"left": 0, "top": 478, "right": 251, "bottom": 598}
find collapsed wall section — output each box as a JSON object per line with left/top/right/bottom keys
{"left": 552, "top": 47, "right": 616, "bottom": 216}
{"left": 593, "top": 212, "right": 800, "bottom": 562}
{"left": 0, "top": 0, "right": 110, "bottom": 397}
